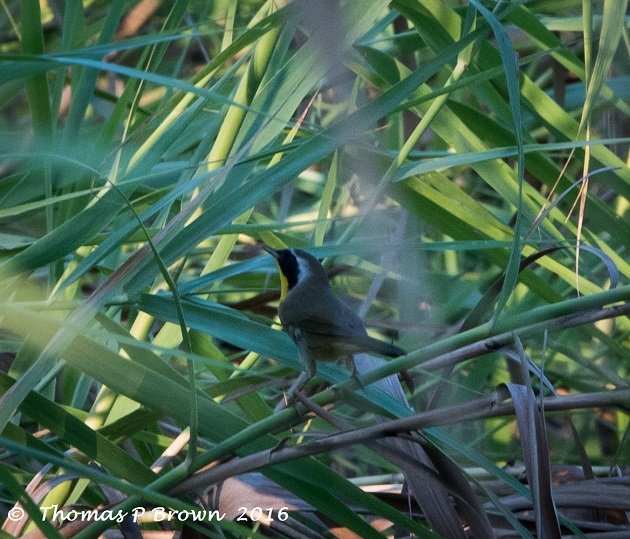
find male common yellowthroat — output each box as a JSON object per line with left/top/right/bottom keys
{"left": 263, "top": 245, "right": 407, "bottom": 384}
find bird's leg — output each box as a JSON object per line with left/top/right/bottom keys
{"left": 273, "top": 372, "right": 309, "bottom": 412}
{"left": 289, "top": 371, "right": 309, "bottom": 396}
{"left": 274, "top": 346, "right": 315, "bottom": 412}
{"left": 291, "top": 343, "right": 320, "bottom": 395}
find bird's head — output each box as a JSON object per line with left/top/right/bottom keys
{"left": 263, "top": 246, "right": 328, "bottom": 302}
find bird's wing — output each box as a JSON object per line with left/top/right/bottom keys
{"left": 291, "top": 310, "right": 365, "bottom": 339}
{"left": 283, "top": 291, "right": 366, "bottom": 339}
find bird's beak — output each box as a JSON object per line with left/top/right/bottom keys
{"left": 262, "top": 245, "right": 280, "bottom": 259}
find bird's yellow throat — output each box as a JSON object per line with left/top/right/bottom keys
{"left": 273, "top": 259, "right": 289, "bottom": 303}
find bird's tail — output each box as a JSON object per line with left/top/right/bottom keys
{"left": 360, "top": 336, "right": 405, "bottom": 358}
{"left": 356, "top": 336, "right": 413, "bottom": 392}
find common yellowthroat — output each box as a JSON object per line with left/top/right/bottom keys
{"left": 263, "top": 245, "right": 407, "bottom": 385}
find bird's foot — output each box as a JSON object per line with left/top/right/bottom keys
{"left": 274, "top": 372, "right": 311, "bottom": 412}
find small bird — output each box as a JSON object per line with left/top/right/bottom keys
{"left": 263, "top": 245, "right": 407, "bottom": 386}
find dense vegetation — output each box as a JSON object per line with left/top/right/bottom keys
{"left": 1, "top": 0, "right": 629, "bottom": 537}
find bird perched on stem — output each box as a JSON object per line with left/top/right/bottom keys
{"left": 263, "top": 245, "right": 409, "bottom": 390}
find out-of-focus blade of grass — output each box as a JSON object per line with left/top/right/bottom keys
{"left": 507, "top": 5, "right": 585, "bottom": 76}
{"left": 49, "top": 0, "right": 80, "bottom": 125}
{"left": 62, "top": 1, "right": 124, "bottom": 145}
{"left": 94, "top": 313, "right": 197, "bottom": 380}
{"left": 423, "top": 0, "right": 630, "bottom": 201}
{"left": 98, "top": 9, "right": 285, "bottom": 153}
{"left": 58, "top": 170, "right": 209, "bottom": 291}
{"left": 314, "top": 150, "right": 339, "bottom": 245}
{"left": 124, "top": 32, "right": 479, "bottom": 292}
{"left": 0, "top": 436, "right": 221, "bottom": 518}
{"left": 397, "top": 138, "right": 630, "bottom": 178}
{"left": 139, "top": 294, "right": 297, "bottom": 367}
{"left": 2, "top": 1, "right": 628, "bottom": 535}
{"left": 0, "top": 176, "right": 129, "bottom": 275}
{"left": 190, "top": 94, "right": 317, "bottom": 420}
{"left": 2, "top": 54, "right": 258, "bottom": 109}
{"left": 0, "top": 11, "right": 286, "bottom": 83}
{"left": 578, "top": 0, "right": 629, "bottom": 134}
{"left": 179, "top": 2, "right": 284, "bottom": 196}
{"left": 443, "top": 104, "right": 630, "bottom": 278}
{"left": 0, "top": 10, "right": 286, "bottom": 277}
{"left": 354, "top": 284, "right": 630, "bottom": 387}
{"left": 0, "top": 131, "right": 254, "bottom": 433}
{"left": 507, "top": 376, "right": 561, "bottom": 536}
{"left": 19, "top": 0, "right": 52, "bottom": 139}
{"left": 0, "top": 464, "right": 63, "bottom": 539}
{"left": 2, "top": 276, "right": 423, "bottom": 534}
{"left": 383, "top": 0, "right": 630, "bottom": 308}
{"left": 55, "top": 13, "right": 292, "bottom": 290}
{"left": 1, "top": 305, "right": 290, "bottom": 448}
{"left": 395, "top": 172, "right": 610, "bottom": 298}
{"left": 519, "top": 75, "right": 630, "bottom": 199}
{"left": 152, "top": 3, "right": 286, "bottom": 404}
{"left": 234, "top": 0, "right": 391, "bottom": 153}
{"left": 0, "top": 371, "right": 156, "bottom": 485}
